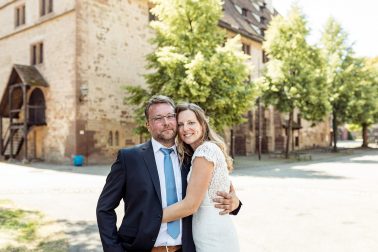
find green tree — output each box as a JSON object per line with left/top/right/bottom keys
{"left": 125, "top": 0, "right": 256, "bottom": 134}
{"left": 319, "top": 17, "right": 360, "bottom": 151}
{"left": 347, "top": 57, "right": 378, "bottom": 147}
{"left": 260, "top": 6, "right": 329, "bottom": 158}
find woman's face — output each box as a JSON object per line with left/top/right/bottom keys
{"left": 177, "top": 109, "right": 204, "bottom": 150}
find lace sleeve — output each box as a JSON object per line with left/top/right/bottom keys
{"left": 191, "top": 142, "right": 220, "bottom": 167}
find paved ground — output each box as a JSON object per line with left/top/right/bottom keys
{"left": 0, "top": 143, "right": 377, "bottom": 251}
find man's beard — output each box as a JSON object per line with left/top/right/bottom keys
{"left": 156, "top": 128, "right": 177, "bottom": 144}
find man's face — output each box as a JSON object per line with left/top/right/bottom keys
{"left": 146, "top": 103, "right": 177, "bottom": 146}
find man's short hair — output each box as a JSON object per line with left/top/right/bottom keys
{"left": 144, "top": 95, "right": 175, "bottom": 120}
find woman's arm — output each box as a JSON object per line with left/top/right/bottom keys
{"left": 162, "top": 157, "right": 213, "bottom": 223}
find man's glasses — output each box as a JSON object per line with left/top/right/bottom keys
{"left": 150, "top": 113, "right": 176, "bottom": 123}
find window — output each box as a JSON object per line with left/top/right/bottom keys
{"left": 40, "top": 0, "right": 53, "bottom": 16}
{"left": 260, "top": 16, "right": 266, "bottom": 25}
{"left": 260, "top": 3, "right": 267, "bottom": 12}
{"left": 15, "top": 5, "right": 26, "bottom": 27}
{"left": 262, "top": 50, "right": 268, "bottom": 63}
{"left": 108, "top": 131, "right": 113, "bottom": 146}
{"left": 297, "top": 114, "right": 302, "bottom": 126}
{"left": 31, "top": 42, "right": 44, "bottom": 65}
{"left": 242, "top": 8, "right": 248, "bottom": 17}
{"left": 115, "top": 131, "right": 119, "bottom": 146}
{"left": 260, "top": 28, "right": 265, "bottom": 37}
{"left": 242, "top": 43, "right": 251, "bottom": 55}
{"left": 148, "top": 8, "right": 157, "bottom": 21}
{"left": 148, "top": 3, "right": 157, "bottom": 21}
{"left": 248, "top": 111, "right": 254, "bottom": 131}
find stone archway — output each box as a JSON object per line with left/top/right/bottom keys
{"left": 28, "top": 88, "right": 46, "bottom": 125}
{"left": 28, "top": 88, "right": 47, "bottom": 160}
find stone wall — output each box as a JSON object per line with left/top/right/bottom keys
{"left": 76, "top": 0, "right": 154, "bottom": 163}
{"left": 300, "top": 118, "right": 331, "bottom": 149}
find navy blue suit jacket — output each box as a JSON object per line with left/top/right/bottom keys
{"left": 96, "top": 141, "right": 195, "bottom": 252}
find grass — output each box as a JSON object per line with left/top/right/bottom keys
{"left": 0, "top": 200, "right": 68, "bottom": 252}
{"left": 0, "top": 207, "right": 40, "bottom": 241}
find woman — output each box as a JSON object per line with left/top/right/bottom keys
{"left": 162, "top": 103, "right": 239, "bottom": 251}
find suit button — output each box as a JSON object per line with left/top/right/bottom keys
{"left": 152, "top": 238, "right": 156, "bottom": 242}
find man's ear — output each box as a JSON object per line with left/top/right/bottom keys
{"left": 145, "top": 121, "right": 150, "bottom": 132}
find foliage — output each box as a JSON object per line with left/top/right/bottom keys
{"left": 346, "top": 57, "right": 378, "bottom": 126}
{"left": 260, "top": 6, "right": 330, "bottom": 121}
{"left": 260, "top": 5, "right": 330, "bottom": 157}
{"left": 319, "top": 17, "right": 360, "bottom": 125}
{"left": 319, "top": 17, "right": 368, "bottom": 149}
{"left": 125, "top": 0, "right": 256, "bottom": 134}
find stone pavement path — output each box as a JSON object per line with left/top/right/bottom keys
{"left": 0, "top": 148, "right": 377, "bottom": 251}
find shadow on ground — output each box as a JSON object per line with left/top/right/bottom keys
{"left": 233, "top": 163, "right": 347, "bottom": 180}
{"left": 56, "top": 220, "right": 102, "bottom": 252}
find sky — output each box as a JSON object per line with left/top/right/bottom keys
{"left": 272, "top": 0, "right": 378, "bottom": 58}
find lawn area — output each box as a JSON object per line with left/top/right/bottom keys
{"left": 0, "top": 199, "right": 68, "bottom": 252}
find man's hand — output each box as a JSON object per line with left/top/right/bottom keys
{"left": 213, "top": 182, "right": 240, "bottom": 215}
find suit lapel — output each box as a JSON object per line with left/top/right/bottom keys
{"left": 181, "top": 158, "right": 190, "bottom": 198}
{"left": 141, "top": 141, "right": 162, "bottom": 204}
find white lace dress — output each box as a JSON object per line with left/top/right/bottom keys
{"left": 188, "top": 141, "right": 239, "bottom": 252}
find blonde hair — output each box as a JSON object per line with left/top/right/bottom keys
{"left": 175, "top": 103, "right": 233, "bottom": 172}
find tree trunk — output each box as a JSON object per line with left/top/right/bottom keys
{"left": 285, "top": 111, "right": 293, "bottom": 159}
{"left": 230, "top": 128, "right": 235, "bottom": 158}
{"left": 332, "top": 110, "right": 338, "bottom": 152}
{"left": 361, "top": 123, "right": 369, "bottom": 148}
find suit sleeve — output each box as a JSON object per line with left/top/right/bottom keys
{"left": 96, "top": 150, "right": 126, "bottom": 252}
{"left": 230, "top": 200, "right": 242, "bottom": 215}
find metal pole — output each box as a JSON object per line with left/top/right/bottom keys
{"left": 230, "top": 128, "right": 235, "bottom": 158}
{"left": 9, "top": 86, "right": 13, "bottom": 159}
{"left": 23, "top": 84, "right": 28, "bottom": 162}
{"left": 258, "top": 97, "right": 262, "bottom": 160}
{"left": 0, "top": 116, "right": 2, "bottom": 154}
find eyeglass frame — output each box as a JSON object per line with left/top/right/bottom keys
{"left": 149, "top": 113, "right": 177, "bottom": 123}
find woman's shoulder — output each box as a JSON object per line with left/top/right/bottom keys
{"left": 195, "top": 141, "right": 222, "bottom": 155}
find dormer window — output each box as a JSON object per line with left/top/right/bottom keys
{"left": 261, "top": 16, "right": 266, "bottom": 25}
{"left": 242, "top": 8, "right": 248, "bottom": 17}
{"left": 260, "top": 2, "right": 267, "bottom": 12}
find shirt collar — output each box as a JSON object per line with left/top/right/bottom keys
{"left": 151, "top": 137, "right": 177, "bottom": 155}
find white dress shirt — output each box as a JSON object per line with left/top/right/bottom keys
{"left": 151, "top": 138, "right": 183, "bottom": 246}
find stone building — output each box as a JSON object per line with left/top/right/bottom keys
{"left": 221, "top": 0, "right": 330, "bottom": 155}
{"left": 0, "top": 0, "right": 329, "bottom": 164}
{"left": 0, "top": 0, "right": 153, "bottom": 163}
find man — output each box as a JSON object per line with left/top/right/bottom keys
{"left": 97, "top": 95, "right": 241, "bottom": 252}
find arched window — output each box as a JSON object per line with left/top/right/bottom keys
{"left": 28, "top": 88, "right": 46, "bottom": 125}
{"left": 108, "top": 131, "right": 113, "bottom": 146}
{"left": 115, "top": 131, "right": 119, "bottom": 146}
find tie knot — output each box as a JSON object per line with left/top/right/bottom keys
{"left": 160, "top": 148, "right": 173, "bottom": 156}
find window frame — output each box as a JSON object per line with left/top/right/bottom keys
{"left": 15, "top": 4, "right": 26, "bottom": 28}
{"left": 40, "top": 0, "right": 53, "bottom": 17}
{"left": 31, "top": 42, "right": 44, "bottom": 65}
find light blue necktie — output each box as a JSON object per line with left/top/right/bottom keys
{"left": 160, "top": 148, "right": 180, "bottom": 239}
